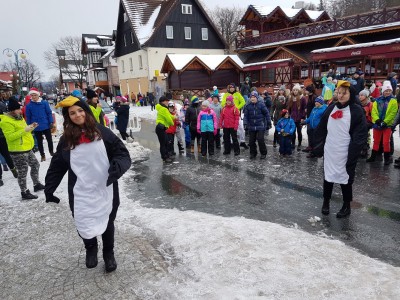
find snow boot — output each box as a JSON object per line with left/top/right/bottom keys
{"left": 394, "top": 157, "right": 400, "bottom": 164}
{"left": 240, "top": 142, "right": 249, "bottom": 150}
{"left": 190, "top": 145, "right": 195, "bottom": 153}
{"left": 366, "top": 150, "right": 377, "bottom": 162}
{"left": 103, "top": 251, "right": 117, "bottom": 273}
{"left": 384, "top": 152, "right": 393, "bottom": 165}
{"left": 321, "top": 198, "right": 330, "bottom": 215}
{"left": 11, "top": 167, "right": 18, "bottom": 178}
{"left": 336, "top": 202, "right": 351, "bottom": 218}
{"left": 163, "top": 158, "right": 173, "bottom": 163}
{"left": 178, "top": 142, "right": 184, "bottom": 154}
{"left": 34, "top": 183, "right": 45, "bottom": 192}
{"left": 41, "top": 155, "right": 46, "bottom": 162}
{"left": 85, "top": 244, "right": 98, "bottom": 269}
{"left": 21, "top": 189, "right": 38, "bottom": 200}
{"left": 0, "top": 179, "right": 3, "bottom": 187}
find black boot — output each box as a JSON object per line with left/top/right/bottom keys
{"left": 103, "top": 251, "right": 117, "bottom": 272}
{"left": 384, "top": 152, "right": 393, "bottom": 165}
{"left": 0, "top": 179, "right": 3, "bottom": 187}
{"left": 240, "top": 142, "right": 249, "bottom": 150}
{"left": 321, "top": 198, "right": 330, "bottom": 215}
{"left": 366, "top": 150, "right": 377, "bottom": 162}
{"left": 34, "top": 182, "right": 45, "bottom": 192}
{"left": 336, "top": 202, "right": 351, "bottom": 218}
{"left": 85, "top": 244, "right": 98, "bottom": 268}
{"left": 21, "top": 189, "right": 38, "bottom": 200}
{"left": 178, "top": 142, "right": 184, "bottom": 154}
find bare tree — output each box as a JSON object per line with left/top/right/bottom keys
{"left": 208, "top": 6, "right": 245, "bottom": 52}
{"left": 43, "top": 36, "right": 86, "bottom": 88}
{"left": 323, "top": 0, "right": 399, "bottom": 17}
{"left": 0, "top": 59, "right": 42, "bottom": 89}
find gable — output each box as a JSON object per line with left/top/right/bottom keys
{"left": 334, "top": 36, "right": 356, "bottom": 47}
{"left": 266, "top": 47, "right": 308, "bottom": 64}
{"left": 115, "top": 1, "right": 141, "bottom": 57}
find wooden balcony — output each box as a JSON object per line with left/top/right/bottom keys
{"left": 236, "top": 6, "right": 400, "bottom": 49}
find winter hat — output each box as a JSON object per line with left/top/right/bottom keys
{"left": 281, "top": 109, "right": 289, "bottom": 117}
{"left": 245, "top": 77, "right": 250, "bottom": 82}
{"left": 29, "top": 87, "right": 40, "bottom": 96}
{"left": 226, "top": 95, "right": 234, "bottom": 102}
{"left": 213, "top": 85, "right": 217, "bottom": 90}
{"left": 250, "top": 90, "right": 259, "bottom": 98}
{"left": 315, "top": 96, "right": 324, "bottom": 105}
{"left": 382, "top": 80, "right": 393, "bottom": 92}
{"left": 292, "top": 83, "right": 302, "bottom": 91}
{"left": 228, "top": 83, "right": 235, "bottom": 89}
{"left": 191, "top": 95, "right": 199, "bottom": 103}
{"left": 337, "top": 80, "right": 351, "bottom": 88}
{"left": 305, "top": 85, "right": 315, "bottom": 93}
{"left": 120, "top": 96, "right": 128, "bottom": 103}
{"left": 376, "top": 81, "right": 382, "bottom": 87}
{"left": 71, "top": 89, "right": 83, "bottom": 98}
{"left": 86, "top": 89, "right": 97, "bottom": 99}
{"left": 359, "top": 89, "right": 370, "bottom": 97}
{"left": 389, "top": 72, "right": 397, "bottom": 78}
{"left": 279, "top": 85, "right": 286, "bottom": 91}
{"left": 202, "top": 100, "right": 210, "bottom": 107}
{"left": 7, "top": 97, "right": 21, "bottom": 111}
{"left": 168, "top": 101, "right": 175, "bottom": 108}
{"left": 56, "top": 96, "right": 92, "bottom": 116}
{"left": 327, "top": 77, "right": 333, "bottom": 82}
{"left": 159, "top": 95, "right": 169, "bottom": 103}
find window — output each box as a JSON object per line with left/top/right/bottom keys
{"left": 301, "top": 67, "right": 309, "bottom": 79}
{"left": 97, "top": 71, "right": 107, "bottom": 81}
{"left": 166, "top": 26, "right": 173, "bottom": 39}
{"left": 124, "top": 34, "right": 127, "bottom": 46}
{"left": 182, "top": 4, "right": 192, "bottom": 14}
{"left": 129, "top": 58, "right": 133, "bottom": 71}
{"left": 184, "top": 27, "right": 191, "bottom": 40}
{"left": 92, "top": 52, "right": 101, "bottom": 63}
{"left": 121, "top": 60, "right": 125, "bottom": 73}
{"left": 138, "top": 55, "right": 143, "bottom": 69}
{"left": 201, "top": 28, "right": 208, "bottom": 40}
{"left": 130, "top": 31, "right": 134, "bottom": 44}
{"left": 252, "top": 30, "right": 259, "bottom": 37}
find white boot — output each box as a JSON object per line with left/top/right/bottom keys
{"left": 126, "top": 137, "right": 134, "bottom": 143}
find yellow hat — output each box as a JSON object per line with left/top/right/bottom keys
{"left": 55, "top": 96, "right": 80, "bottom": 108}
{"left": 336, "top": 80, "right": 350, "bottom": 88}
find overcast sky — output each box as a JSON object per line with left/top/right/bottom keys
{"left": 2, "top": 0, "right": 317, "bottom": 81}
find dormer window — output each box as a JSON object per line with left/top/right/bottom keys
{"left": 182, "top": 4, "right": 192, "bottom": 14}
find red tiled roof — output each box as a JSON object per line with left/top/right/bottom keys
{"left": 0, "top": 72, "right": 13, "bottom": 82}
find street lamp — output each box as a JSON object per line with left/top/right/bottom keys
{"left": 56, "top": 49, "right": 66, "bottom": 94}
{"left": 2, "top": 48, "right": 29, "bottom": 96}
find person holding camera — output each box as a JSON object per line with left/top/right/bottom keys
{"left": 275, "top": 109, "right": 296, "bottom": 157}
{"left": 0, "top": 97, "right": 44, "bottom": 199}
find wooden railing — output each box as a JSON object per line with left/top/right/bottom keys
{"left": 236, "top": 6, "right": 400, "bottom": 49}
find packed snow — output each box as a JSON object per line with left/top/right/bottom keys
{"left": 1, "top": 105, "right": 399, "bottom": 299}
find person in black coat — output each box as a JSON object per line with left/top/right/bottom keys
{"left": 312, "top": 81, "right": 367, "bottom": 218}
{"left": 45, "top": 96, "right": 132, "bottom": 272}
{"left": 116, "top": 97, "right": 132, "bottom": 142}
{"left": 185, "top": 96, "right": 202, "bottom": 153}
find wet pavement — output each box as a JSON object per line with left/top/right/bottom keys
{"left": 131, "top": 120, "right": 400, "bottom": 267}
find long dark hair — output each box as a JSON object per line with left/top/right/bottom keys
{"left": 62, "top": 106, "right": 102, "bottom": 150}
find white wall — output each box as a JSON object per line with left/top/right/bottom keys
{"left": 117, "top": 49, "right": 148, "bottom": 80}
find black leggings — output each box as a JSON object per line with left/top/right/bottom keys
{"left": 34, "top": 129, "right": 54, "bottom": 156}
{"left": 323, "top": 180, "right": 352, "bottom": 203}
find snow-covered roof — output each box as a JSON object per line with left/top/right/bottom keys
{"left": 241, "top": 21, "right": 400, "bottom": 51}
{"left": 84, "top": 37, "right": 98, "bottom": 44}
{"left": 101, "top": 47, "right": 115, "bottom": 60}
{"left": 166, "top": 54, "right": 244, "bottom": 71}
{"left": 252, "top": 5, "right": 326, "bottom": 21}
{"left": 97, "top": 35, "right": 112, "bottom": 39}
{"left": 312, "top": 37, "right": 400, "bottom": 53}
{"left": 243, "top": 58, "right": 292, "bottom": 68}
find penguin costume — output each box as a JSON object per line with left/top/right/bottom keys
{"left": 312, "top": 81, "right": 367, "bottom": 218}
{"left": 44, "top": 96, "right": 132, "bottom": 272}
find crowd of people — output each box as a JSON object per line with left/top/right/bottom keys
{"left": 155, "top": 72, "right": 400, "bottom": 218}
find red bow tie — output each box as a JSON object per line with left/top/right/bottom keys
{"left": 331, "top": 110, "right": 343, "bottom": 119}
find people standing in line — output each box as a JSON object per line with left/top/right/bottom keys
{"left": 185, "top": 96, "right": 202, "bottom": 153}
{"left": 25, "top": 87, "right": 54, "bottom": 162}
{"left": 219, "top": 95, "right": 240, "bottom": 156}
{"left": 275, "top": 109, "right": 295, "bottom": 157}
{"left": 116, "top": 96, "right": 133, "bottom": 143}
{"left": 86, "top": 89, "right": 105, "bottom": 125}
{"left": 271, "top": 85, "right": 288, "bottom": 148}
{"left": 197, "top": 100, "right": 217, "bottom": 157}
{"left": 209, "top": 95, "right": 222, "bottom": 150}
{"left": 359, "top": 90, "right": 374, "bottom": 158}
{"left": 0, "top": 97, "right": 44, "bottom": 199}
{"left": 155, "top": 96, "right": 175, "bottom": 163}
{"left": 300, "top": 96, "right": 327, "bottom": 158}
{"left": 366, "top": 81, "right": 398, "bottom": 165}
{"left": 243, "top": 91, "right": 270, "bottom": 159}
{"left": 302, "top": 84, "right": 317, "bottom": 153}
{"left": 287, "top": 84, "right": 307, "bottom": 151}
{"left": 313, "top": 81, "right": 367, "bottom": 218}
{"left": 45, "top": 95, "right": 131, "bottom": 272}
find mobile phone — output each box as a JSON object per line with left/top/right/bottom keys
{"left": 32, "top": 122, "right": 38, "bottom": 127}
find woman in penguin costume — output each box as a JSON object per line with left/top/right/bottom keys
{"left": 44, "top": 96, "right": 132, "bottom": 272}
{"left": 312, "top": 81, "right": 367, "bottom": 218}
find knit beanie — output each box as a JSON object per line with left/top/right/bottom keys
{"left": 292, "top": 83, "right": 302, "bottom": 91}
{"left": 202, "top": 100, "right": 210, "bottom": 107}
{"left": 250, "top": 90, "right": 259, "bottom": 98}
{"left": 382, "top": 80, "right": 393, "bottom": 92}
{"left": 315, "top": 96, "right": 324, "bottom": 105}
{"left": 7, "top": 97, "right": 21, "bottom": 111}
{"left": 226, "top": 95, "right": 234, "bottom": 102}
{"left": 279, "top": 85, "right": 286, "bottom": 91}
{"left": 86, "top": 89, "right": 97, "bottom": 99}
{"left": 191, "top": 95, "right": 199, "bottom": 103}
{"left": 359, "top": 89, "right": 370, "bottom": 97}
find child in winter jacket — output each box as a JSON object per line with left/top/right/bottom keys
{"left": 197, "top": 100, "right": 217, "bottom": 156}
{"left": 300, "top": 96, "right": 327, "bottom": 157}
{"left": 219, "top": 95, "right": 240, "bottom": 155}
{"left": 165, "top": 102, "right": 180, "bottom": 157}
{"left": 209, "top": 95, "right": 222, "bottom": 149}
{"left": 275, "top": 109, "right": 296, "bottom": 156}
{"left": 359, "top": 90, "right": 373, "bottom": 158}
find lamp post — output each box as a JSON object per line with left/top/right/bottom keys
{"left": 56, "top": 49, "right": 65, "bottom": 94}
{"left": 2, "top": 48, "right": 29, "bottom": 97}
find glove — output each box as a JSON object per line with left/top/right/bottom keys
{"left": 45, "top": 194, "right": 60, "bottom": 204}
{"left": 381, "top": 121, "right": 387, "bottom": 128}
{"left": 375, "top": 119, "right": 382, "bottom": 125}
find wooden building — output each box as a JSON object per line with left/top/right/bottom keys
{"left": 236, "top": 5, "right": 400, "bottom": 87}
{"left": 114, "top": 0, "right": 227, "bottom": 100}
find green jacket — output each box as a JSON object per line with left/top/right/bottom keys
{"left": 221, "top": 92, "right": 246, "bottom": 110}
{"left": 371, "top": 97, "right": 398, "bottom": 126}
{"left": 0, "top": 113, "right": 34, "bottom": 152}
{"left": 155, "top": 104, "right": 174, "bottom": 127}
{"left": 90, "top": 105, "right": 105, "bottom": 125}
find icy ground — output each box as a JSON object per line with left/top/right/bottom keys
{"left": 0, "top": 105, "right": 399, "bottom": 299}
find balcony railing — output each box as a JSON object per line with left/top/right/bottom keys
{"left": 236, "top": 6, "right": 400, "bottom": 49}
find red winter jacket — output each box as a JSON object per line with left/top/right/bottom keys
{"left": 219, "top": 104, "right": 240, "bottom": 130}
{"left": 165, "top": 111, "right": 179, "bottom": 134}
